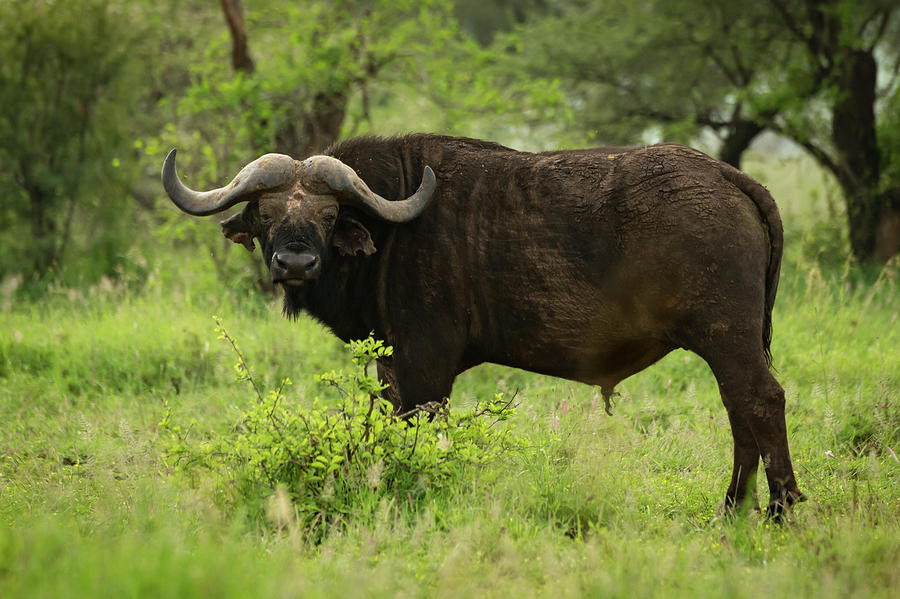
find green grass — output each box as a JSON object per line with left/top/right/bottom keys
{"left": 2, "top": 154, "right": 899, "bottom": 598}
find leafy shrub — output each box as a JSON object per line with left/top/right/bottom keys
{"left": 159, "top": 318, "right": 521, "bottom": 539}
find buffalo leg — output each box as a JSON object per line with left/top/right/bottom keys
{"left": 381, "top": 341, "right": 458, "bottom": 416}
{"left": 699, "top": 341, "right": 804, "bottom": 519}
{"left": 720, "top": 390, "right": 761, "bottom": 512}
{"left": 376, "top": 357, "right": 403, "bottom": 412}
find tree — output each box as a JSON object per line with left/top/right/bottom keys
{"left": 171, "top": 0, "right": 489, "bottom": 160}
{"left": 499, "top": 1, "right": 785, "bottom": 162}
{"left": 216, "top": 0, "right": 346, "bottom": 157}
{"left": 764, "top": 0, "right": 900, "bottom": 262}
{"left": 0, "top": 0, "right": 142, "bottom": 280}
{"left": 505, "top": 0, "right": 900, "bottom": 262}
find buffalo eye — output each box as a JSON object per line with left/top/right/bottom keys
{"left": 320, "top": 207, "right": 338, "bottom": 228}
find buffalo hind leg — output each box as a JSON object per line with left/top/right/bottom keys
{"left": 699, "top": 340, "right": 804, "bottom": 519}
{"left": 721, "top": 396, "right": 761, "bottom": 513}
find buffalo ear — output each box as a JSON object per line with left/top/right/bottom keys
{"left": 220, "top": 212, "right": 255, "bottom": 252}
{"left": 333, "top": 215, "right": 376, "bottom": 257}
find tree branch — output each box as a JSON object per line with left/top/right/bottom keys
{"left": 768, "top": 120, "right": 842, "bottom": 182}
{"left": 768, "top": 0, "right": 814, "bottom": 48}
{"left": 769, "top": 0, "right": 837, "bottom": 73}
{"left": 220, "top": 0, "right": 255, "bottom": 73}
{"left": 860, "top": 6, "right": 894, "bottom": 51}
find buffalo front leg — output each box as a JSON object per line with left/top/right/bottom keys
{"left": 376, "top": 357, "right": 403, "bottom": 412}
{"left": 377, "top": 343, "right": 457, "bottom": 417}
{"left": 700, "top": 343, "right": 804, "bottom": 519}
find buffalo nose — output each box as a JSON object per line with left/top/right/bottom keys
{"left": 271, "top": 251, "right": 320, "bottom": 282}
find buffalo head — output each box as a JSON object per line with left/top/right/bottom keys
{"left": 161, "top": 150, "right": 436, "bottom": 289}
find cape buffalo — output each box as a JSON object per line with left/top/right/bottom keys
{"left": 162, "top": 134, "right": 804, "bottom": 517}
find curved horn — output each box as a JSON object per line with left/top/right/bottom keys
{"left": 162, "top": 149, "right": 297, "bottom": 216}
{"left": 298, "top": 156, "right": 436, "bottom": 223}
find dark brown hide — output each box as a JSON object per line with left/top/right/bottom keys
{"left": 168, "top": 134, "right": 803, "bottom": 517}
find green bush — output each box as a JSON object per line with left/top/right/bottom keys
{"left": 159, "top": 318, "right": 522, "bottom": 540}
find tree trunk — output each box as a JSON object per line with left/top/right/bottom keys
{"left": 874, "top": 188, "right": 900, "bottom": 263}
{"left": 304, "top": 91, "right": 347, "bottom": 155}
{"left": 274, "top": 91, "right": 348, "bottom": 157}
{"left": 719, "top": 118, "right": 765, "bottom": 169}
{"left": 831, "top": 49, "right": 883, "bottom": 262}
{"left": 220, "top": 0, "right": 255, "bottom": 73}
{"left": 26, "top": 184, "right": 57, "bottom": 274}
{"left": 844, "top": 188, "right": 883, "bottom": 263}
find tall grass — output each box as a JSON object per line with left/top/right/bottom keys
{"left": 1, "top": 154, "right": 899, "bottom": 597}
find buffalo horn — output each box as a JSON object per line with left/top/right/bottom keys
{"left": 298, "top": 156, "right": 436, "bottom": 223}
{"left": 161, "top": 149, "right": 297, "bottom": 216}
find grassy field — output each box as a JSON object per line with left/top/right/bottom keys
{"left": 1, "top": 154, "right": 899, "bottom": 598}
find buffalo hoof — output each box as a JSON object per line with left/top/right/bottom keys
{"left": 765, "top": 489, "right": 807, "bottom": 523}
{"left": 722, "top": 495, "right": 761, "bottom": 519}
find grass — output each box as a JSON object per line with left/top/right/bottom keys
{"left": 1, "top": 153, "right": 899, "bottom": 597}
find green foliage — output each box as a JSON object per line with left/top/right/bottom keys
{"left": 159, "top": 320, "right": 522, "bottom": 539}
{"left": 0, "top": 0, "right": 145, "bottom": 284}
{"left": 151, "top": 0, "right": 498, "bottom": 160}
{"left": 495, "top": 0, "right": 777, "bottom": 146}
{"left": 452, "top": 0, "right": 548, "bottom": 45}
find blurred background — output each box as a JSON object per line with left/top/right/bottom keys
{"left": 0, "top": 0, "right": 898, "bottom": 296}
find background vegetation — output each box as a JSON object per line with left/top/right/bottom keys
{"left": 1, "top": 0, "right": 899, "bottom": 597}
